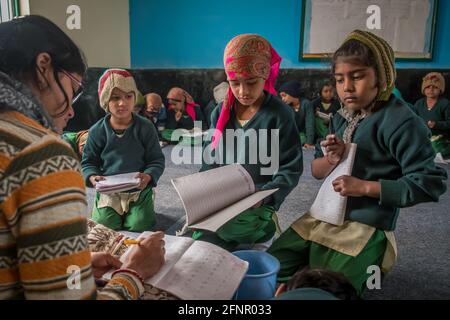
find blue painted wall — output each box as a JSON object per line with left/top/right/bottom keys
{"left": 130, "top": 0, "right": 450, "bottom": 69}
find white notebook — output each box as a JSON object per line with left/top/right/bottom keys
{"left": 104, "top": 232, "right": 249, "bottom": 300}
{"left": 95, "top": 172, "right": 140, "bottom": 193}
{"left": 309, "top": 143, "right": 357, "bottom": 226}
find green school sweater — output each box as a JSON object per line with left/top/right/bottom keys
{"left": 201, "top": 92, "right": 303, "bottom": 211}
{"left": 81, "top": 113, "right": 165, "bottom": 188}
{"left": 294, "top": 99, "right": 316, "bottom": 145}
{"left": 412, "top": 97, "right": 450, "bottom": 137}
{"left": 317, "top": 96, "right": 447, "bottom": 230}
{"left": 312, "top": 97, "right": 340, "bottom": 115}
{"left": 165, "top": 106, "right": 205, "bottom": 130}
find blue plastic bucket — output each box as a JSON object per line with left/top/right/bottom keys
{"left": 232, "top": 250, "right": 280, "bottom": 300}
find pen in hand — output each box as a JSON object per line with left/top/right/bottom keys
{"left": 124, "top": 239, "right": 141, "bottom": 246}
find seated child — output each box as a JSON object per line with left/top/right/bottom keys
{"left": 62, "top": 130, "right": 89, "bottom": 159}
{"left": 274, "top": 268, "right": 358, "bottom": 300}
{"left": 311, "top": 81, "right": 340, "bottom": 140}
{"left": 279, "top": 80, "right": 315, "bottom": 148}
{"left": 81, "top": 69, "right": 165, "bottom": 232}
{"left": 162, "top": 87, "right": 205, "bottom": 144}
{"left": 412, "top": 72, "right": 450, "bottom": 159}
{"left": 268, "top": 30, "right": 447, "bottom": 296}
{"left": 196, "top": 34, "right": 302, "bottom": 251}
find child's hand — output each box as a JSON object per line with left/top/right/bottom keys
{"left": 427, "top": 121, "right": 436, "bottom": 129}
{"left": 321, "top": 134, "right": 345, "bottom": 165}
{"left": 303, "top": 143, "right": 315, "bottom": 149}
{"left": 135, "top": 173, "right": 152, "bottom": 190}
{"left": 175, "top": 111, "right": 183, "bottom": 122}
{"left": 89, "top": 175, "right": 105, "bottom": 187}
{"left": 332, "top": 175, "right": 367, "bottom": 197}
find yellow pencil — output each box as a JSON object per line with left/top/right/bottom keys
{"left": 123, "top": 239, "right": 141, "bottom": 245}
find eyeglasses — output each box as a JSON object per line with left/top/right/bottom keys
{"left": 60, "top": 69, "right": 84, "bottom": 105}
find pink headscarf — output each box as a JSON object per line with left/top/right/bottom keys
{"left": 167, "top": 87, "right": 198, "bottom": 121}
{"left": 212, "top": 34, "right": 282, "bottom": 149}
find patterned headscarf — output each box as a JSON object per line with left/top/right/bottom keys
{"left": 212, "top": 34, "right": 282, "bottom": 149}
{"left": 167, "top": 87, "right": 198, "bottom": 121}
{"left": 337, "top": 30, "right": 396, "bottom": 143}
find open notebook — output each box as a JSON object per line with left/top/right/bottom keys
{"left": 103, "top": 232, "right": 249, "bottom": 300}
{"left": 309, "top": 143, "right": 357, "bottom": 226}
{"left": 172, "top": 163, "right": 278, "bottom": 234}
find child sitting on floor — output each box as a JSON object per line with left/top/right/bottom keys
{"left": 81, "top": 69, "right": 165, "bottom": 232}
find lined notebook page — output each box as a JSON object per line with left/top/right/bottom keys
{"left": 171, "top": 164, "right": 255, "bottom": 225}
{"left": 154, "top": 240, "right": 249, "bottom": 300}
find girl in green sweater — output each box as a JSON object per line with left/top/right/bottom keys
{"left": 195, "top": 34, "right": 303, "bottom": 251}
{"left": 81, "top": 69, "right": 165, "bottom": 232}
{"left": 268, "top": 30, "right": 447, "bottom": 296}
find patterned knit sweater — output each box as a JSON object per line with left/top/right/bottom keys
{"left": 0, "top": 72, "right": 143, "bottom": 300}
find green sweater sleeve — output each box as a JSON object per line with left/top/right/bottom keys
{"left": 304, "top": 100, "right": 316, "bottom": 145}
{"left": 379, "top": 118, "right": 447, "bottom": 208}
{"left": 200, "top": 104, "right": 221, "bottom": 172}
{"left": 81, "top": 124, "right": 104, "bottom": 187}
{"left": 435, "top": 100, "right": 450, "bottom": 131}
{"left": 260, "top": 108, "right": 303, "bottom": 209}
{"left": 141, "top": 122, "right": 165, "bottom": 187}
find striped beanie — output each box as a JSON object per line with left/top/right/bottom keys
{"left": 422, "top": 72, "right": 445, "bottom": 94}
{"left": 98, "top": 69, "right": 140, "bottom": 111}
{"left": 342, "top": 30, "right": 396, "bottom": 102}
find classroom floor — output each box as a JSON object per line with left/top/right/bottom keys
{"left": 86, "top": 146, "right": 450, "bottom": 300}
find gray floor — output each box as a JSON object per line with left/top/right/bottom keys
{"left": 86, "top": 146, "right": 450, "bottom": 300}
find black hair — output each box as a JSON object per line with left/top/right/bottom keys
{"left": 286, "top": 267, "right": 359, "bottom": 300}
{"left": 330, "top": 39, "right": 382, "bottom": 110}
{"left": 0, "top": 15, "right": 87, "bottom": 116}
{"left": 331, "top": 39, "right": 377, "bottom": 76}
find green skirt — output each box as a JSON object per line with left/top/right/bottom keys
{"left": 267, "top": 227, "right": 387, "bottom": 296}
{"left": 192, "top": 205, "right": 277, "bottom": 251}
{"left": 61, "top": 132, "right": 80, "bottom": 157}
{"left": 315, "top": 117, "right": 329, "bottom": 140}
{"left": 92, "top": 187, "right": 156, "bottom": 232}
{"left": 431, "top": 135, "right": 450, "bottom": 158}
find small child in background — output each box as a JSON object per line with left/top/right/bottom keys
{"left": 142, "top": 93, "right": 167, "bottom": 132}
{"left": 311, "top": 82, "right": 340, "bottom": 140}
{"left": 61, "top": 130, "right": 89, "bottom": 159}
{"left": 279, "top": 80, "right": 315, "bottom": 149}
{"left": 204, "top": 82, "right": 229, "bottom": 128}
{"left": 412, "top": 72, "right": 450, "bottom": 160}
{"left": 274, "top": 268, "right": 358, "bottom": 300}
{"left": 81, "top": 69, "right": 165, "bottom": 232}
{"left": 162, "top": 87, "right": 205, "bottom": 144}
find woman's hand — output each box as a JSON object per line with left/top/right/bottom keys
{"left": 135, "top": 173, "right": 152, "bottom": 190}
{"left": 91, "top": 252, "right": 122, "bottom": 279}
{"left": 321, "top": 134, "right": 346, "bottom": 165}
{"left": 89, "top": 175, "right": 105, "bottom": 188}
{"left": 122, "top": 232, "right": 166, "bottom": 280}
